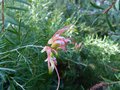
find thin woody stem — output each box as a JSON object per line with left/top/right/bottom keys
{"left": 2, "top": 0, "right": 4, "bottom": 32}
{"left": 108, "top": 81, "right": 120, "bottom": 85}
{"left": 54, "top": 65, "right": 60, "bottom": 90}
{"left": 103, "top": 0, "right": 117, "bottom": 14}
{"left": 0, "top": 45, "right": 43, "bottom": 55}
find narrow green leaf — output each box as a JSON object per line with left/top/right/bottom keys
{"left": 0, "top": 61, "right": 15, "bottom": 65}
{"left": 5, "top": 35, "right": 16, "bottom": 45}
{"left": 0, "top": 72, "right": 6, "bottom": 82}
{"left": 106, "top": 14, "right": 115, "bottom": 32}
{"left": 24, "top": 72, "right": 47, "bottom": 86}
{"left": 7, "top": 29, "right": 18, "bottom": 35}
{"left": 90, "top": 1, "right": 104, "bottom": 10}
{"left": 6, "top": 6, "right": 27, "bottom": 11}
{"left": 8, "top": 82, "right": 16, "bottom": 90}
{"left": 0, "top": 68, "right": 16, "bottom": 73}
{"left": 5, "top": 15, "right": 19, "bottom": 26}
{"left": 0, "top": 43, "right": 6, "bottom": 49}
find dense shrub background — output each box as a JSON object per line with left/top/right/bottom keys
{"left": 0, "top": 0, "right": 120, "bottom": 90}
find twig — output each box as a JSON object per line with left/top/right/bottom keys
{"left": 16, "top": 50, "right": 33, "bottom": 74}
{"left": 106, "top": 64, "right": 120, "bottom": 72}
{"left": 89, "top": 81, "right": 120, "bottom": 90}
{"left": 108, "top": 81, "right": 120, "bottom": 85}
{"left": 54, "top": 65, "right": 60, "bottom": 90}
{"left": 2, "top": 0, "right": 4, "bottom": 32}
{"left": 23, "top": 72, "right": 47, "bottom": 86}
{"left": 103, "top": 0, "right": 117, "bottom": 14}
{"left": 11, "top": 77, "right": 25, "bottom": 90}
{"left": 0, "top": 45, "right": 43, "bottom": 55}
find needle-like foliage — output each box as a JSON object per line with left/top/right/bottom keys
{"left": 0, "top": 0, "right": 120, "bottom": 90}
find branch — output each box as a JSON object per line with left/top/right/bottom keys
{"left": 108, "top": 81, "right": 120, "bottom": 85}
{"left": 2, "top": 0, "right": 4, "bottom": 32}
{"left": 0, "top": 45, "right": 43, "bottom": 55}
{"left": 90, "top": 81, "right": 120, "bottom": 90}
{"left": 103, "top": 0, "right": 117, "bottom": 14}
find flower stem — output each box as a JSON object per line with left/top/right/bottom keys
{"left": 54, "top": 65, "right": 60, "bottom": 90}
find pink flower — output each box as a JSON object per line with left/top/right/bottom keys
{"left": 48, "top": 26, "right": 71, "bottom": 51}
{"left": 51, "top": 38, "right": 71, "bottom": 51}
{"left": 41, "top": 46, "right": 57, "bottom": 73}
{"left": 48, "top": 25, "right": 72, "bottom": 44}
{"left": 41, "top": 46, "right": 60, "bottom": 90}
{"left": 41, "top": 25, "right": 74, "bottom": 90}
{"left": 53, "top": 25, "right": 72, "bottom": 36}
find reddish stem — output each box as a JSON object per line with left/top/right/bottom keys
{"left": 54, "top": 65, "right": 60, "bottom": 90}
{"left": 2, "top": 0, "right": 4, "bottom": 32}
{"left": 103, "top": 0, "right": 117, "bottom": 14}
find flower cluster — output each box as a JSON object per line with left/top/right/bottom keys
{"left": 41, "top": 25, "right": 72, "bottom": 73}
{"left": 41, "top": 25, "right": 80, "bottom": 90}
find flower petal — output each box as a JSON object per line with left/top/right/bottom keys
{"left": 48, "top": 60, "right": 55, "bottom": 74}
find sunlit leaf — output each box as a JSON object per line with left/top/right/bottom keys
{"left": 90, "top": 1, "right": 104, "bottom": 9}
{"left": 6, "top": 6, "right": 28, "bottom": 11}
{"left": 0, "top": 68, "right": 16, "bottom": 73}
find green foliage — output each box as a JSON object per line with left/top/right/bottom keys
{"left": 0, "top": 0, "right": 120, "bottom": 90}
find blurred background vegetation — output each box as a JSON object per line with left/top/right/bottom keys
{"left": 0, "top": 0, "right": 120, "bottom": 90}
